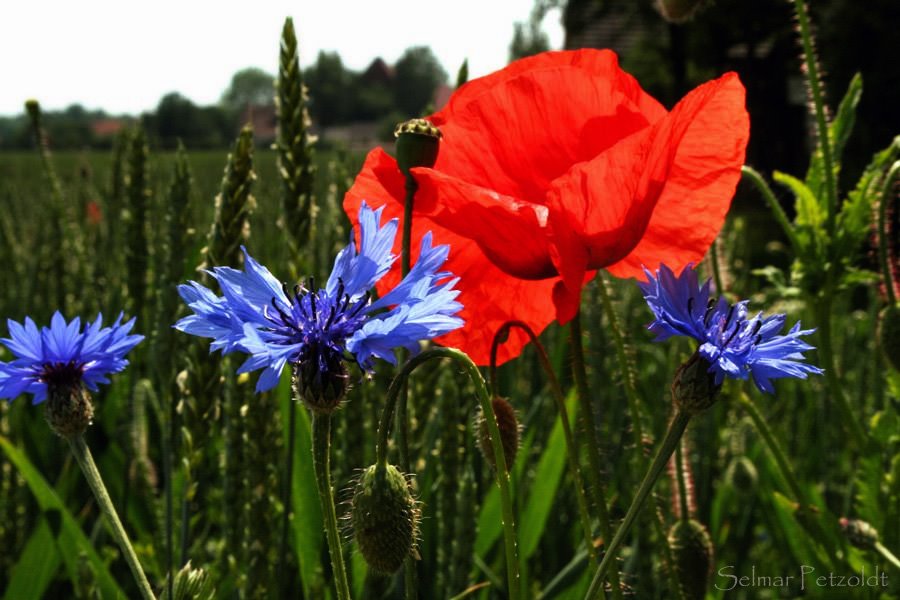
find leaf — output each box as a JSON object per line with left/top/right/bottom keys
{"left": 805, "top": 73, "right": 863, "bottom": 199}
{"left": 3, "top": 516, "right": 61, "bottom": 600}
{"left": 276, "top": 373, "right": 324, "bottom": 597}
{"left": 520, "top": 391, "right": 576, "bottom": 560}
{"left": 0, "top": 435, "right": 127, "bottom": 599}
{"left": 774, "top": 171, "right": 824, "bottom": 231}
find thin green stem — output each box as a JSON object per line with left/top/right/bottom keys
{"left": 737, "top": 391, "right": 838, "bottom": 564}
{"left": 708, "top": 238, "right": 725, "bottom": 296}
{"left": 277, "top": 399, "right": 298, "bottom": 596}
{"left": 377, "top": 348, "right": 520, "bottom": 600}
{"left": 569, "top": 312, "right": 618, "bottom": 599}
{"left": 815, "top": 303, "right": 867, "bottom": 449}
{"left": 585, "top": 411, "right": 692, "bottom": 600}
{"left": 68, "top": 435, "right": 156, "bottom": 600}
{"left": 490, "top": 321, "right": 598, "bottom": 567}
{"left": 793, "top": 0, "right": 838, "bottom": 239}
{"left": 877, "top": 161, "right": 900, "bottom": 305}
{"left": 741, "top": 166, "right": 802, "bottom": 251}
{"left": 399, "top": 176, "right": 418, "bottom": 598}
{"left": 311, "top": 413, "right": 351, "bottom": 600}
{"left": 674, "top": 440, "right": 690, "bottom": 522}
{"left": 875, "top": 542, "right": 900, "bottom": 571}
{"left": 597, "top": 276, "right": 644, "bottom": 447}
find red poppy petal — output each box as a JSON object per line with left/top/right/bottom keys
{"left": 344, "top": 148, "right": 559, "bottom": 365}
{"left": 606, "top": 72, "right": 749, "bottom": 280}
{"left": 428, "top": 49, "right": 666, "bottom": 205}
{"left": 410, "top": 167, "right": 555, "bottom": 279}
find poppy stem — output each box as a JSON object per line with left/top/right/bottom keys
{"left": 741, "top": 166, "right": 801, "bottom": 252}
{"left": 490, "top": 321, "right": 598, "bottom": 567}
{"left": 877, "top": 161, "right": 900, "bottom": 305}
{"left": 311, "top": 412, "right": 352, "bottom": 600}
{"left": 569, "top": 312, "right": 619, "bottom": 599}
{"left": 67, "top": 434, "right": 157, "bottom": 600}
{"left": 378, "top": 348, "right": 521, "bottom": 600}
{"left": 400, "top": 175, "right": 418, "bottom": 598}
{"left": 584, "top": 411, "right": 692, "bottom": 600}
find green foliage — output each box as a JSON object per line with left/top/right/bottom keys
{"left": 220, "top": 67, "right": 275, "bottom": 117}
{"left": 393, "top": 46, "right": 448, "bottom": 117}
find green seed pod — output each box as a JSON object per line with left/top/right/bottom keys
{"left": 725, "top": 456, "right": 758, "bottom": 494}
{"left": 476, "top": 396, "right": 520, "bottom": 471}
{"left": 394, "top": 118, "right": 441, "bottom": 177}
{"left": 840, "top": 518, "right": 879, "bottom": 550}
{"left": 668, "top": 519, "right": 714, "bottom": 600}
{"left": 45, "top": 384, "right": 94, "bottom": 438}
{"left": 352, "top": 463, "right": 418, "bottom": 574}
{"left": 672, "top": 352, "right": 721, "bottom": 415}
{"left": 878, "top": 304, "right": 900, "bottom": 371}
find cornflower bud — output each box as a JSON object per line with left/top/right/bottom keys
{"left": 672, "top": 352, "right": 721, "bottom": 415}
{"left": 476, "top": 396, "right": 520, "bottom": 471}
{"left": 668, "top": 519, "right": 714, "bottom": 600}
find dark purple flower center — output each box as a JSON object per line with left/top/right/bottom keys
{"left": 40, "top": 361, "right": 85, "bottom": 388}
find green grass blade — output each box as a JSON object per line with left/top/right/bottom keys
{"left": 0, "top": 435, "right": 127, "bottom": 598}
{"left": 3, "top": 517, "right": 61, "bottom": 599}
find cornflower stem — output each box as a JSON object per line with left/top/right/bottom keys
{"left": 311, "top": 413, "right": 351, "bottom": 600}
{"left": 877, "top": 161, "right": 900, "bottom": 305}
{"left": 792, "top": 0, "right": 838, "bottom": 240}
{"left": 489, "top": 321, "right": 598, "bottom": 567}
{"left": 585, "top": 411, "right": 692, "bottom": 600}
{"left": 741, "top": 166, "right": 802, "bottom": 251}
{"left": 67, "top": 434, "right": 156, "bottom": 600}
{"left": 674, "top": 440, "right": 690, "bottom": 522}
{"left": 737, "top": 391, "right": 838, "bottom": 563}
{"left": 569, "top": 313, "right": 618, "bottom": 599}
{"left": 400, "top": 175, "right": 417, "bottom": 598}
{"left": 875, "top": 542, "right": 900, "bottom": 571}
{"left": 377, "top": 348, "right": 520, "bottom": 600}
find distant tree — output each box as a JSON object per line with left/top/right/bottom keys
{"left": 509, "top": 21, "right": 551, "bottom": 61}
{"left": 393, "top": 46, "right": 447, "bottom": 117}
{"left": 305, "top": 51, "right": 352, "bottom": 126}
{"left": 151, "top": 92, "right": 230, "bottom": 149}
{"left": 221, "top": 67, "right": 275, "bottom": 115}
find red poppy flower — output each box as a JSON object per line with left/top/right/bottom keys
{"left": 344, "top": 49, "right": 749, "bottom": 366}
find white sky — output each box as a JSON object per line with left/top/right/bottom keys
{"left": 1, "top": 1, "right": 564, "bottom": 116}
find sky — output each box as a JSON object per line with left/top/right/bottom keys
{"left": 2, "top": 1, "right": 564, "bottom": 117}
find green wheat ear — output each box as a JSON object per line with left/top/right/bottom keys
{"left": 124, "top": 126, "right": 151, "bottom": 323}
{"left": 201, "top": 125, "right": 256, "bottom": 276}
{"left": 276, "top": 16, "right": 316, "bottom": 277}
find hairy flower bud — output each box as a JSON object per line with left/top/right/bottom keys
{"left": 672, "top": 352, "right": 721, "bottom": 415}
{"left": 725, "top": 456, "right": 758, "bottom": 494}
{"left": 878, "top": 304, "right": 900, "bottom": 371}
{"left": 476, "top": 396, "right": 520, "bottom": 471}
{"left": 293, "top": 354, "right": 348, "bottom": 414}
{"left": 351, "top": 463, "right": 418, "bottom": 573}
{"left": 840, "top": 518, "right": 879, "bottom": 550}
{"left": 394, "top": 118, "right": 441, "bottom": 177}
{"left": 668, "top": 519, "right": 714, "bottom": 600}
{"left": 45, "top": 384, "right": 94, "bottom": 438}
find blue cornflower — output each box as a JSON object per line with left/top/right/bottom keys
{"left": 176, "top": 202, "right": 464, "bottom": 409}
{"left": 639, "top": 264, "right": 823, "bottom": 394}
{"left": 0, "top": 312, "right": 144, "bottom": 404}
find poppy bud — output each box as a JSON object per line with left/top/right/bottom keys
{"left": 878, "top": 304, "right": 900, "bottom": 371}
{"left": 293, "top": 355, "right": 348, "bottom": 414}
{"left": 351, "top": 463, "right": 418, "bottom": 574}
{"left": 394, "top": 118, "right": 441, "bottom": 177}
{"left": 840, "top": 517, "right": 879, "bottom": 550}
{"left": 672, "top": 352, "right": 721, "bottom": 415}
{"left": 655, "top": 0, "right": 710, "bottom": 23}
{"left": 45, "top": 383, "right": 94, "bottom": 438}
{"left": 725, "top": 456, "right": 758, "bottom": 494}
{"left": 668, "top": 519, "right": 714, "bottom": 600}
{"left": 476, "top": 396, "right": 520, "bottom": 471}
